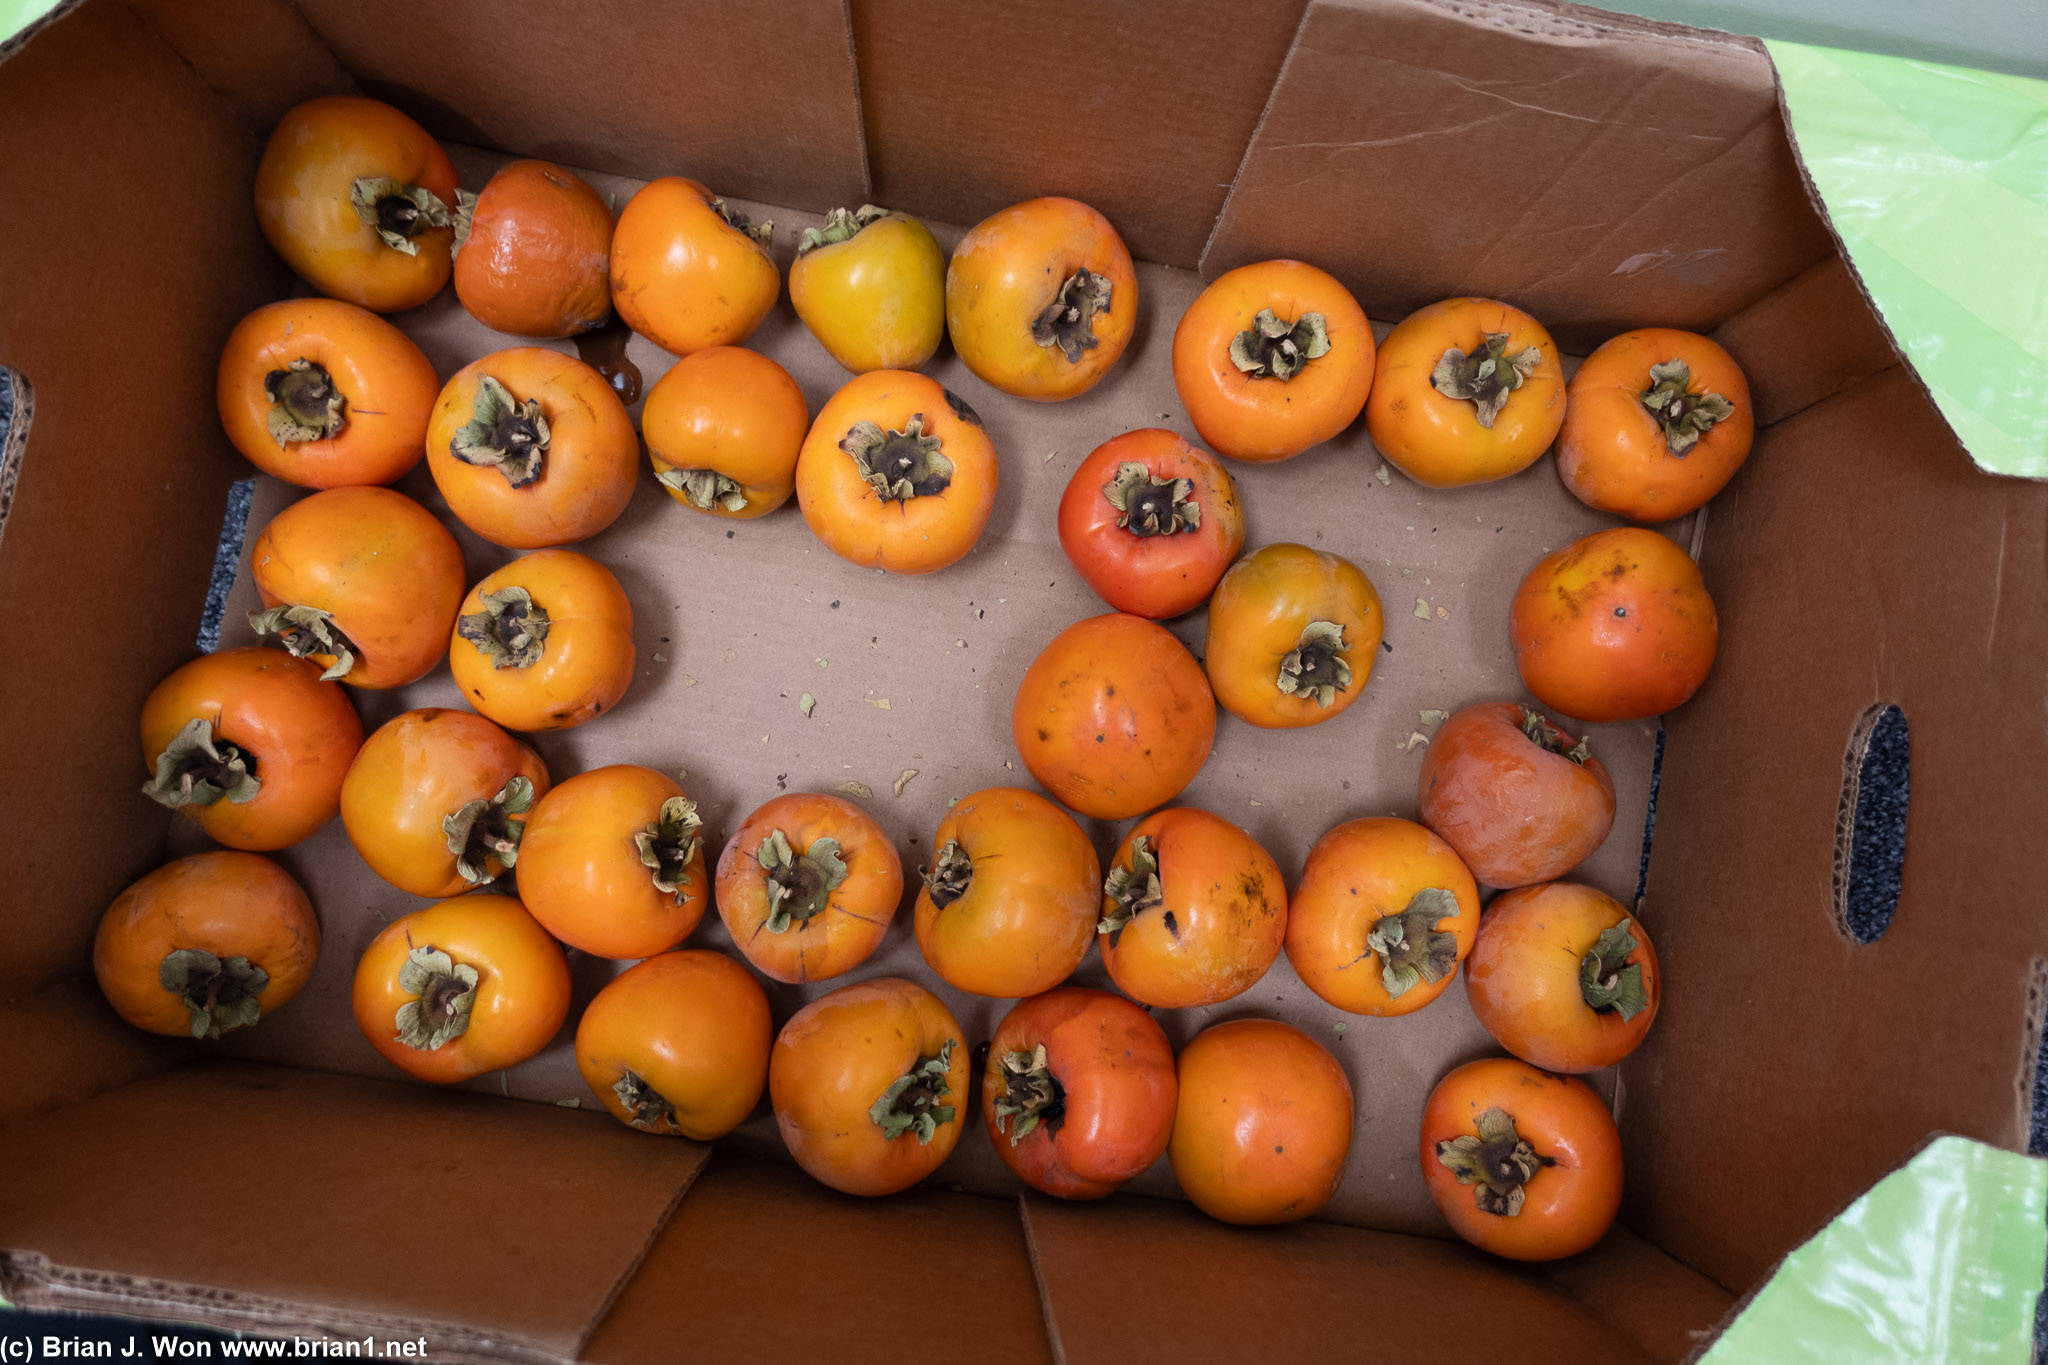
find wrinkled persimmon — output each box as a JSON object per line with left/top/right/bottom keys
{"left": 1098, "top": 807, "right": 1286, "bottom": 1009}
{"left": 1056, "top": 428, "right": 1245, "bottom": 620}
{"left": 453, "top": 159, "right": 614, "bottom": 338}
{"left": 643, "top": 347, "right": 809, "bottom": 519}
{"left": 611, "top": 177, "right": 778, "bottom": 357}
{"left": 1467, "top": 882, "right": 1660, "bottom": 1073}
{"left": 1417, "top": 703, "right": 1616, "bottom": 888}
{"left": 1171, "top": 1019, "right": 1354, "bottom": 1225}
{"left": 1204, "top": 543, "right": 1384, "bottom": 728}
{"left": 1557, "top": 328, "right": 1753, "bottom": 522}
{"left": 1366, "top": 298, "right": 1565, "bottom": 488}
{"left": 577, "top": 950, "right": 770, "bottom": 1138}
{"left": 519, "top": 765, "right": 708, "bottom": 960}
{"left": 714, "top": 793, "right": 903, "bottom": 984}
{"left": 449, "top": 550, "right": 634, "bottom": 733}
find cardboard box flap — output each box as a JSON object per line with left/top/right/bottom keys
{"left": 125, "top": 0, "right": 358, "bottom": 132}
{"left": 1710, "top": 256, "right": 1901, "bottom": 428}
{"left": 1524, "top": 1223, "right": 1737, "bottom": 1363}
{"left": 0, "top": 981, "right": 180, "bottom": 1129}
{"left": 0, "top": 1060, "right": 709, "bottom": 1362}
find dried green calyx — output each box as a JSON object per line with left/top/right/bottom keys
{"left": 1365, "top": 887, "right": 1462, "bottom": 999}
{"left": 1104, "top": 462, "right": 1200, "bottom": 536}
{"left": 1521, "top": 707, "right": 1591, "bottom": 765}
{"left": 756, "top": 829, "right": 848, "bottom": 932}
{"left": 869, "top": 1039, "right": 957, "bottom": 1143}
{"left": 264, "top": 358, "right": 347, "bottom": 447}
{"left": 1580, "top": 919, "right": 1650, "bottom": 1021}
{"left": 1099, "top": 834, "right": 1164, "bottom": 937}
{"left": 841, "top": 413, "right": 953, "bottom": 502}
{"left": 452, "top": 375, "right": 551, "bottom": 487}
{"left": 457, "top": 587, "right": 551, "bottom": 670}
{"left": 1032, "top": 268, "right": 1113, "bottom": 362}
{"left": 350, "top": 175, "right": 453, "bottom": 255}
{"left": 441, "top": 774, "right": 536, "bottom": 886}
{"left": 613, "top": 1067, "right": 679, "bottom": 1132}
{"left": 1435, "top": 1106, "right": 1554, "bottom": 1216}
{"left": 1640, "top": 358, "right": 1735, "bottom": 456}
{"left": 1431, "top": 331, "right": 1543, "bottom": 429}
{"left": 921, "top": 839, "right": 972, "bottom": 909}
{"left": 159, "top": 948, "right": 269, "bottom": 1040}
{"left": 394, "top": 944, "right": 479, "bottom": 1051}
{"left": 1277, "top": 620, "right": 1351, "bottom": 707}
{"left": 992, "top": 1044, "right": 1065, "bottom": 1146}
{"left": 635, "top": 797, "right": 704, "bottom": 901}
{"left": 1230, "top": 309, "right": 1330, "bottom": 381}
{"left": 713, "top": 198, "right": 772, "bottom": 245}
{"left": 797, "top": 204, "right": 889, "bottom": 254}
{"left": 248, "top": 604, "right": 358, "bottom": 681}
{"left": 143, "top": 717, "right": 259, "bottom": 810}
{"left": 450, "top": 188, "right": 479, "bottom": 257}
{"left": 655, "top": 464, "right": 748, "bottom": 512}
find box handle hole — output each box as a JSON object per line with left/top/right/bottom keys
{"left": 1833, "top": 703, "right": 1909, "bottom": 944}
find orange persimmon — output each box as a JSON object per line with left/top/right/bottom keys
{"left": 453, "top": 159, "right": 614, "bottom": 338}
{"left": 1466, "top": 882, "right": 1660, "bottom": 1073}
{"left": 519, "top": 765, "right": 708, "bottom": 960}
{"left": 1056, "top": 428, "right": 1246, "bottom": 620}
{"left": 1203, "top": 543, "right": 1384, "bottom": 728}
{"left": 1556, "top": 328, "right": 1753, "bottom": 522}
{"left": 1417, "top": 703, "right": 1616, "bottom": 888}
{"left": 576, "top": 950, "right": 771, "bottom": 1138}
{"left": 449, "top": 550, "right": 634, "bottom": 733}
{"left": 610, "top": 177, "right": 778, "bottom": 357}
{"left": 1365, "top": 297, "right": 1565, "bottom": 488}
{"left": 1098, "top": 807, "right": 1286, "bottom": 1009}
{"left": 1170, "top": 1019, "right": 1354, "bottom": 1225}
{"left": 643, "top": 346, "right": 809, "bottom": 518}
{"left": 714, "top": 793, "right": 904, "bottom": 984}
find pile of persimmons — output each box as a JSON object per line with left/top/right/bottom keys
{"left": 99, "top": 96, "right": 1743, "bottom": 1261}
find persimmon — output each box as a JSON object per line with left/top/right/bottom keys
{"left": 1467, "top": 883, "right": 1660, "bottom": 1073}
{"left": 1170, "top": 1020, "right": 1353, "bottom": 1225}
{"left": 945, "top": 197, "right": 1137, "bottom": 401}
{"left": 216, "top": 298, "right": 438, "bottom": 488}
{"left": 94, "top": 852, "right": 318, "bottom": 1039}
{"left": 1365, "top": 297, "right": 1565, "bottom": 488}
{"left": 1172, "top": 260, "right": 1374, "bottom": 462}
{"left": 982, "top": 987, "right": 1176, "bottom": 1200}
{"left": 1511, "top": 527, "right": 1718, "bottom": 722}
{"left": 643, "top": 346, "right": 809, "bottom": 518}
{"left": 770, "top": 977, "right": 968, "bottom": 1196}
{"left": 254, "top": 95, "right": 459, "bottom": 313}
{"left": 1204, "top": 543, "right": 1384, "bottom": 728}
{"left": 1098, "top": 808, "right": 1286, "bottom": 1009}
{"left": 246, "top": 486, "right": 465, "bottom": 690}
{"left": 790, "top": 205, "right": 946, "bottom": 374}
{"left": 519, "top": 765, "right": 708, "bottom": 960}
{"left": 139, "top": 647, "right": 362, "bottom": 851}
{"left": 426, "top": 347, "right": 638, "bottom": 548}
{"left": 576, "top": 950, "right": 770, "bottom": 1138}
{"left": 1557, "top": 328, "right": 1753, "bottom": 521}
{"left": 1421, "top": 1057, "right": 1622, "bottom": 1261}
{"left": 1417, "top": 703, "right": 1615, "bottom": 887}
{"left": 1284, "top": 817, "right": 1480, "bottom": 1017}
{"left": 914, "top": 786, "right": 1100, "bottom": 998}
{"left": 1012, "top": 613, "right": 1216, "bottom": 821}
{"left": 610, "top": 177, "right": 778, "bottom": 356}
{"left": 453, "top": 159, "right": 613, "bottom": 338}
{"left": 449, "top": 550, "right": 633, "bottom": 733}
{"left": 714, "top": 793, "right": 903, "bottom": 984}
{"left": 340, "top": 708, "right": 550, "bottom": 898}
{"left": 1056, "top": 428, "right": 1245, "bottom": 620}
{"left": 351, "top": 892, "right": 569, "bottom": 1084}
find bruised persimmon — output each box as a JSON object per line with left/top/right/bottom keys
{"left": 1557, "top": 328, "right": 1754, "bottom": 522}
{"left": 1366, "top": 298, "right": 1565, "bottom": 488}
{"left": 790, "top": 205, "right": 946, "bottom": 374}
{"left": 577, "top": 950, "right": 770, "bottom": 1139}
{"left": 449, "top": 550, "right": 634, "bottom": 733}
{"left": 714, "top": 793, "right": 903, "bottom": 984}
{"left": 1098, "top": 807, "right": 1286, "bottom": 1010}
{"left": 1466, "top": 882, "right": 1660, "bottom": 1073}
{"left": 643, "top": 346, "right": 809, "bottom": 519}
{"left": 519, "top": 765, "right": 709, "bottom": 960}
{"left": 1417, "top": 703, "right": 1615, "bottom": 888}
{"left": 452, "top": 159, "right": 614, "bottom": 339}
{"left": 1056, "top": 428, "right": 1245, "bottom": 620}
{"left": 611, "top": 177, "right": 778, "bottom": 357}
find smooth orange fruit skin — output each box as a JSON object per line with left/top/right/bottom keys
{"left": 1012, "top": 613, "right": 1216, "bottom": 821}
{"left": 946, "top": 197, "right": 1137, "bottom": 401}
{"left": 454, "top": 159, "right": 614, "bottom": 339}
{"left": 352, "top": 892, "right": 569, "bottom": 1084}
{"left": 249, "top": 486, "right": 466, "bottom": 690}
{"left": 449, "top": 550, "right": 634, "bottom": 733}
{"left": 339, "top": 708, "right": 551, "bottom": 898}
{"left": 1417, "top": 702, "right": 1615, "bottom": 888}
{"left": 610, "top": 177, "right": 779, "bottom": 357}
{"left": 1170, "top": 1019, "right": 1354, "bottom": 1225}
{"left": 94, "top": 852, "right": 319, "bottom": 1037}
{"left": 1420, "top": 1057, "right": 1622, "bottom": 1261}
{"left": 140, "top": 647, "right": 363, "bottom": 851}
{"left": 1284, "top": 817, "right": 1480, "bottom": 1017}
{"left": 1204, "top": 542, "right": 1384, "bottom": 728}
{"left": 254, "top": 95, "right": 459, "bottom": 313}
{"left": 1557, "top": 328, "right": 1753, "bottom": 522}
{"left": 1172, "top": 259, "right": 1374, "bottom": 462}
{"left": 520, "top": 765, "right": 707, "bottom": 960}
{"left": 1467, "top": 882, "right": 1660, "bottom": 1073}
{"left": 1100, "top": 807, "right": 1287, "bottom": 1010}
{"left": 770, "top": 977, "right": 968, "bottom": 1196}
{"left": 714, "top": 793, "right": 904, "bottom": 984}
{"left": 1056, "top": 428, "right": 1245, "bottom": 620}
{"left": 1365, "top": 297, "right": 1565, "bottom": 487}
{"left": 216, "top": 298, "right": 439, "bottom": 488}
{"left": 643, "top": 347, "right": 810, "bottom": 519}
{"left": 1510, "top": 527, "right": 1718, "bottom": 723}
{"left": 789, "top": 211, "right": 946, "bottom": 374}
{"left": 576, "top": 950, "right": 770, "bottom": 1138}
{"left": 982, "top": 987, "right": 1176, "bottom": 1200}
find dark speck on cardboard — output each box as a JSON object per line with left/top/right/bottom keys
{"left": 1381, "top": 640, "right": 1393, "bottom": 653}
{"left": 831, "top": 600, "right": 841, "bottom": 609}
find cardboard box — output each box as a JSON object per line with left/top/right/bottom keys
{"left": 1, "top": 0, "right": 2039, "bottom": 1360}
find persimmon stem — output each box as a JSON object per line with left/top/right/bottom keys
{"left": 1520, "top": 707, "right": 1591, "bottom": 764}
{"left": 655, "top": 464, "right": 748, "bottom": 512}
{"left": 841, "top": 414, "right": 953, "bottom": 502}
{"left": 1431, "top": 332, "right": 1541, "bottom": 429}
{"left": 1277, "top": 620, "right": 1350, "bottom": 707}
{"left": 1640, "top": 359, "right": 1734, "bottom": 456}
{"left": 265, "top": 359, "right": 346, "bottom": 447}
{"left": 922, "top": 839, "right": 972, "bottom": 909}
{"left": 143, "top": 717, "right": 259, "bottom": 810}
{"left": 350, "top": 176, "right": 452, "bottom": 256}
{"left": 248, "top": 604, "right": 358, "bottom": 681}
{"left": 869, "top": 1040, "right": 957, "bottom": 1143}
{"left": 1230, "top": 309, "right": 1329, "bottom": 381}
{"left": 441, "top": 775, "right": 536, "bottom": 886}
{"left": 159, "top": 949, "right": 269, "bottom": 1040}
{"left": 1580, "top": 920, "right": 1649, "bottom": 1020}
{"left": 1099, "top": 835, "right": 1164, "bottom": 937}
{"left": 1435, "top": 1106, "right": 1554, "bottom": 1216}
{"left": 635, "top": 797, "right": 703, "bottom": 902}
{"left": 756, "top": 829, "right": 847, "bottom": 932}
{"left": 992, "top": 1044, "right": 1065, "bottom": 1145}
{"left": 451, "top": 375, "right": 549, "bottom": 487}
{"left": 393, "top": 944, "right": 478, "bottom": 1050}
{"left": 1033, "top": 269, "right": 1112, "bottom": 362}
{"left": 613, "top": 1068, "right": 679, "bottom": 1132}
{"left": 797, "top": 204, "right": 888, "bottom": 254}
{"left": 713, "top": 198, "right": 772, "bottom": 245}
{"left": 1365, "top": 887, "right": 1461, "bottom": 998}
{"left": 1103, "top": 462, "right": 1199, "bottom": 536}
{"left": 457, "top": 587, "right": 551, "bottom": 670}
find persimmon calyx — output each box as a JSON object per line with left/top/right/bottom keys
{"left": 1520, "top": 707, "right": 1591, "bottom": 764}
{"left": 143, "top": 717, "right": 259, "bottom": 810}
{"left": 1099, "top": 835, "right": 1164, "bottom": 936}
{"left": 712, "top": 197, "right": 772, "bottom": 246}
{"left": 1230, "top": 308, "right": 1330, "bottom": 381}
{"left": 442, "top": 774, "right": 536, "bottom": 885}
{"left": 842, "top": 413, "right": 954, "bottom": 502}
{"left": 1436, "top": 1106, "right": 1555, "bottom": 1216}
{"left": 655, "top": 464, "right": 748, "bottom": 512}
{"left": 1033, "top": 268, "right": 1113, "bottom": 362}
{"left": 921, "top": 838, "right": 973, "bottom": 909}
{"left": 159, "top": 948, "right": 268, "bottom": 1040}
{"left": 613, "top": 1067, "right": 679, "bottom": 1132}
{"left": 756, "top": 829, "right": 847, "bottom": 932}
{"left": 1580, "top": 919, "right": 1649, "bottom": 1020}
{"left": 1367, "top": 887, "right": 1461, "bottom": 998}
{"left": 992, "top": 1043, "right": 1066, "bottom": 1146}
{"left": 457, "top": 587, "right": 552, "bottom": 670}
{"left": 1431, "top": 331, "right": 1542, "bottom": 429}
{"left": 265, "top": 358, "right": 347, "bottom": 447}
{"left": 1641, "top": 359, "right": 1735, "bottom": 456}
{"left": 1104, "top": 462, "right": 1200, "bottom": 536}
{"left": 248, "top": 604, "right": 358, "bottom": 681}
{"left": 635, "top": 796, "right": 703, "bottom": 901}
{"left": 797, "top": 204, "right": 889, "bottom": 254}
{"left": 350, "top": 176, "right": 453, "bottom": 256}
{"left": 452, "top": 375, "right": 550, "bottom": 488}
{"left": 449, "top": 188, "right": 481, "bottom": 257}
{"left": 1277, "top": 620, "right": 1351, "bottom": 707}
{"left": 394, "top": 944, "right": 478, "bottom": 1051}
{"left": 870, "top": 1039, "right": 957, "bottom": 1143}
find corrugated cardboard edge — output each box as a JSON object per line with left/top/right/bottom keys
{"left": 0, "top": 0, "right": 81, "bottom": 64}
{"left": 567, "top": 1147, "right": 711, "bottom": 1360}
{"left": 1192, "top": 4, "right": 1310, "bottom": 278}
{"left": 0, "top": 367, "right": 31, "bottom": 557}
{"left": 1016, "top": 1197, "right": 1068, "bottom": 1365}
{"left": 829, "top": 0, "right": 874, "bottom": 200}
